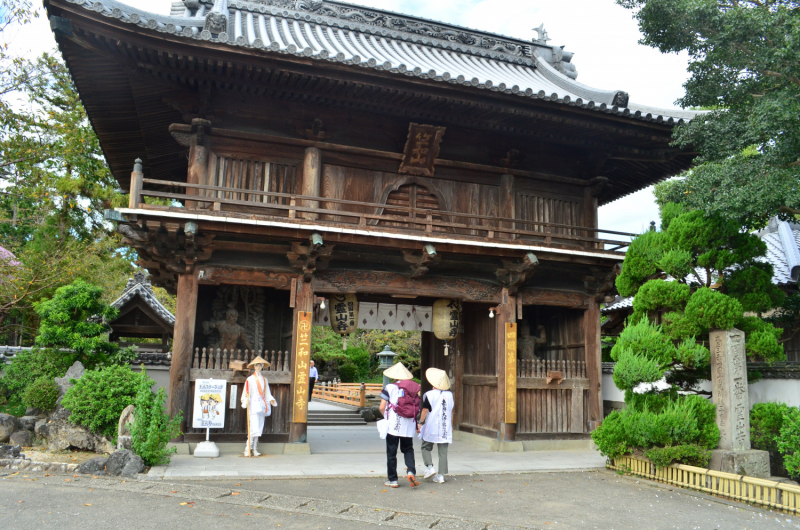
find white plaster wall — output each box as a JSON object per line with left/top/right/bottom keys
{"left": 602, "top": 373, "right": 625, "bottom": 403}
{"left": 131, "top": 365, "right": 170, "bottom": 397}
{"left": 603, "top": 373, "right": 799, "bottom": 408}
{"left": 749, "top": 379, "right": 800, "bottom": 408}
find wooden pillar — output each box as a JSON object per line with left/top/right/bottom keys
{"left": 128, "top": 159, "right": 143, "bottom": 209}
{"left": 499, "top": 173, "right": 515, "bottom": 239}
{"left": 167, "top": 272, "right": 199, "bottom": 440}
{"left": 496, "top": 288, "right": 516, "bottom": 441}
{"left": 452, "top": 332, "right": 464, "bottom": 430}
{"left": 187, "top": 119, "right": 211, "bottom": 210}
{"left": 584, "top": 185, "right": 599, "bottom": 249}
{"left": 289, "top": 276, "right": 314, "bottom": 443}
{"left": 301, "top": 147, "right": 321, "bottom": 220}
{"left": 584, "top": 299, "right": 602, "bottom": 429}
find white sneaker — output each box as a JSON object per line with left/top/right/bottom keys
{"left": 384, "top": 480, "right": 399, "bottom": 488}
{"left": 423, "top": 465, "right": 436, "bottom": 479}
{"left": 432, "top": 474, "right": 445, "bottom": 483}
{"left": 252, "top": 449, "right": 261, "bottom": 457}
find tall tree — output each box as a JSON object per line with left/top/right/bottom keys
{"left": 0, "top": 51, "right": 134, "bottom": 340}
{"left": 618, "top": 0, "right": 800, "bottom": 229}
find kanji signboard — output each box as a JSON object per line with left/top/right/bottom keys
{"left": 504, "top": 322, "right": 517, "bottom": 424}
{"left": 292, "top": 311, "right": 313, "bottom": 423}
{"left": 398, "top": 123, "right": 446, "bottom": 177}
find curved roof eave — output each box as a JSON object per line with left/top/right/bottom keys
{"left": 61, "top": 0, "right": 700, "bottom": 125}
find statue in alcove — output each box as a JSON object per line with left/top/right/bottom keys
{"left": 202, "top": 307, "right": 251, "bottom": 352}
{"left": 202, "top": 285, "right": 265, "bottom": 351}
{"left": 517, "top": 322, "right": 546, "bottom": 360}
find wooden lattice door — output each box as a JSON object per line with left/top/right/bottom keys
{"left": 379, "top": 182, "right": 445, "bottom": 230}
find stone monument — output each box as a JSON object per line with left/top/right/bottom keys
{"left": 709, "top": 328, "right": 770, "bottom": 478}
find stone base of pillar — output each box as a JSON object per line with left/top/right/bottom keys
{"left": 709, "top": 449, "right": 770, "bottom": 478}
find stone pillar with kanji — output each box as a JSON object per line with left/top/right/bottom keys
{"left": 709, "top": 328, "right": 770, "bottom": 478}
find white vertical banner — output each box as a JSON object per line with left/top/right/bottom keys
{"left": 192, "top": 379, "right": 227, "bottom": 429}
{"left": 229, "top": 384, "right": 238, "bottom": 410}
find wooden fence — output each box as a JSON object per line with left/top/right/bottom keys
{"left": 609, "top": 455, "right": 800, "bottom": 515}
{"left": 312, "top": 382, "right": 384, "bottom": 408}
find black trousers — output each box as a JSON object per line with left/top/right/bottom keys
{"left": 308, "top": 378, "right": 316, "bottom": 401}
{"left": 386, "top": 433, "right": 416, "bottom": 481}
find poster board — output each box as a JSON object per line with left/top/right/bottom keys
{"left": 192, "top": 379, "right": 228, "bottom": 429}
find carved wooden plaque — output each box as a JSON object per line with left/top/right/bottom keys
{"left": 504, "top": 322, "right": 517, "bottom": 424}
{"left": 292, "top": 311, "right": 313, "bottom": 423}
{"left": 398, "top": 123, "right": 446, "bottom": 177}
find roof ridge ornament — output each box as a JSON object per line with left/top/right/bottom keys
{"left": 204, "top": 0, "right": 228, "bottom": 35}
{"left": 532, "top": 24, "right": 550, "bottom": 44}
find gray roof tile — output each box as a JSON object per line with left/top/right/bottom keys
{"left": 66, "top": 0, "right": 698, "bottom": 124}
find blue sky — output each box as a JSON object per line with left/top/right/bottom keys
{"left": 8, "top": 0, "right": 691, "bottom": 235}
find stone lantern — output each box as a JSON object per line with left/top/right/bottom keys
{"left": 377, "top": 345, "right": 397, "bottom": 388}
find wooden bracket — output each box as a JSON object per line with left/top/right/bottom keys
{"left": 402, "top": 244, "right": 440, "bottom": 278}
{"left": 286, "top": 240, "right": 335, "bottom": 282}
{"left": 496, "top": 252, "right": 539, "bottom": 293}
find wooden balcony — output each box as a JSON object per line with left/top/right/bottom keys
{"left": 127, "top": 176, "right": 636, "bottom": 255}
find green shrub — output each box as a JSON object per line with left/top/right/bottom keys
{"left": 644, "top": 444, "right": 711, "bottom": 468}
{"left": 633, "top": 280, "right": 691, "bottom": 314}
{"left": 61, "top": 365, "right": 145, "bottom": 442}
{"left": 22, "top": 375, "right": 59, "bottom": 412}
{"left": 751, "top": 402, "right": 789, "bottom": 453}
{"left": 337, "top": 363, "right": 360, "bottom": 383}
{"left": 591, "top": 395, "right": 719, "bottom": 467}
{"left": 778, "top": 406, "right": 800, "bottom": 479}
{"left": 130, "top": 366, "right": 182, "bottom": 466}
{"left": 1, "top": 348, "right": 79, "bottom": 410}
{"left": 684, "top": 288, "right": 743, "bottom": 332}
{"left": 344, "top": 347, "right": 370, "bottom": 378}
{"left": 612, "top": 348, "right": 664, "bottom": 392}
{"left": 610, "top": 317, "right": 675, "bottom": 365}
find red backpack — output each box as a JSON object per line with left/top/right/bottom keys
{"left": 391, "top": 380, "right": 421, "bottom": 419}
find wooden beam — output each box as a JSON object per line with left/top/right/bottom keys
{"left": 167, "top": 272, "right": 199, "bottom": 440}
{"left": 300, "top": 147, "right": 321, "bottom": 221}
{"left": 198, "top": 267, "right": 295, "bottom": 289}
{"left": 312, "top": 270, "right": 502, "bottom": 303}
{"left": 584, "top": 299, "right": 602, "bottom": 430}
{"left": 499, "top": 174, "right": 515, "bottom": 239}
{"left": 496, "top": 288, "right": 516, "bottom": 441}
{"left": 518, "top": 288, "right": 592, "bottom": 308}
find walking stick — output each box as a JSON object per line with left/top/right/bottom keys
{"left": 245, "top": 386, "right": 251, "bottom": 458}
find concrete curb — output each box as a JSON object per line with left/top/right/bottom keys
{"left": 1, "top": 457, "right": 79, "bottom": 474}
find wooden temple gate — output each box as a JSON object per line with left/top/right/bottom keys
{"left": 45, "top": 0, "right": 696, "bottom": 447}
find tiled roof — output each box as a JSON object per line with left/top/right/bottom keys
{"left": 66, "top": 0, "right": 698, "bottom": 124}
{"left": 0, "top": 346, "right": 171, "bottom": 366}
{"left": 111, "top": 272, "right": 176, "bottom": 326}
{"left": 602, "top": 218, "right": 800, "bottom": 314}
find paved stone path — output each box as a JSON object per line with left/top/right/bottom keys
{"left": 2, "top": 469, "right": 797, "bottom": 529}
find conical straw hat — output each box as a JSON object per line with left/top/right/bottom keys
{"left": 247, "top": 355, "right": 271, "bottom": 369}
{"left": 426, "top": 368, "right": 451, "bottom": 390}
{"left": 383, "top": 362, "right": 413, "bottom": 381}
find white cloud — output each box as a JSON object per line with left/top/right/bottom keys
{"left": 7, "top": 0, "right": 682, "bottom": 232}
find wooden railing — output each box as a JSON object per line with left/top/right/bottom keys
{"left": 609, "top": 455, "right": 800, "bottom": 515}
{"left": 192, "top": 348, "right": 290, "bottom": 372}
{"left": 132, "top": 178, "right": 636, "bottom": 253}
{"left": 518, "top": 359, "right": 587, "bottom": 379}
{"left": 312, "top": 382, "right": 384, "bottom": 407}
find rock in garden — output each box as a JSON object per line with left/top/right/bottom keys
{"left": 0, "top": 443, "right": 21, "bottom": 458}
{"left": 77, "top": 456, "right": 109, "bottom": 475}
{"left": 43, "top": 420, "right": 115, "bottom": 454}
{"left": 0, "top": 413, "right": 18, "bottom": 442}
{"left": 18, "top": 416, "right": 38, "bottom": 431}
{"left": 54, "top": 361, "right": 85, "bottom": 406}
{"left": 9, "top": 429, "right": 32, "bottom": 447}
{"left": 361, "top": 405, "right": 383, "bottom": 422}
{"left": 105, "top": 449, "right": 145, "bottom": 477}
